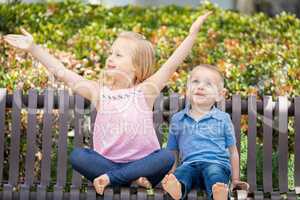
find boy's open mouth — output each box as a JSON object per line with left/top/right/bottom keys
{"left": 194, "top": 92, "right": 206, "bottom": 96}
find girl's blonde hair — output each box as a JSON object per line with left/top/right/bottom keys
{"left": 118, "top": 31, "right": 156, "bottom": 84}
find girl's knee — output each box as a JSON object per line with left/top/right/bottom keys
{"left": 160, "top": 149, "right": 175, "bottom": 166}
{"left": 69, "top": 147, "right": 88, "bottom": 167}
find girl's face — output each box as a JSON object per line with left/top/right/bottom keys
{"left": 105, "top": 37, "right": 136, "bottom": 84}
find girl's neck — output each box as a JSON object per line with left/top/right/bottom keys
{"left": 107, "top": 78, "right": 135, "bottom": 90}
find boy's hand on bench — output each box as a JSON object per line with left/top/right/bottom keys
{"left": 231, "top": 180, "right": 249, "bottom": 191}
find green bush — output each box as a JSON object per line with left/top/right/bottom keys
{"left": 0, "top": 1, "right": 300, "bottom": 97}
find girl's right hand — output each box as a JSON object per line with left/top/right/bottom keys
{"left": 189, "top": 11, "right": 212, "bottom": 35}
{"left": 4, "top": 28, "right": 34, "bottom": 51}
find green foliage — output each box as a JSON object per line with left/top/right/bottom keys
{"left": 0, "top": 1, "right": 300, "bottom": 97}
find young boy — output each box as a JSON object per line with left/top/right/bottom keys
{"left": 162, "top": 64, "right": 243, "bottom": 200}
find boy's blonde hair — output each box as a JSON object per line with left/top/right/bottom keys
{"left": 118, "top": 31, "right": 156, "bottom": 84}
{"left": 189, "top": 64, "right": 224, "bottom": 89}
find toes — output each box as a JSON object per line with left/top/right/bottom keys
{"left": 142, "top": 178, "right": 151, "bottom": 188}
{"left": 93, "top": 175, "right": 110, "bottom": 195}
{"left": 162, "top": 175, "right": 169, "bottom": 184}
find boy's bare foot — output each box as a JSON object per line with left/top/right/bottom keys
{"left": 162, "top": 174, "right": 182, "bottom": 200}
{"left": 212, "top": 182, "right": 228, "bottom": 200}
{"left": 93, "top": 174, "right": 110, "bottom": 195}
{"left": 134, "top": 177, "right": 152, "bottom": 189}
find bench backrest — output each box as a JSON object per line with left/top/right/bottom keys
{"left": 0, "top": 88, "right": 299, "bottom": 195}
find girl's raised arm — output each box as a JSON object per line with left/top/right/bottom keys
{"left": 140, "top": 12, "right": 212, "bottom": 105}
{"left": 4, "top": 28, "right": 101, "bottom": 106}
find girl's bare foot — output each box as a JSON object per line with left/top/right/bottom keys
{"left": 93, "top": 174, "right": 110, "bottom": 195}
{"left": 134, "top": 177, "right": 152, "bottom": 189}
{"left": 162, "top": 174, "right": 182, "bottom": 200}
{"left": 212, "top": 182, "right": 228, "bottom": 200}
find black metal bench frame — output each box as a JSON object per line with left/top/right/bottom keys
{"left": 0, "top": 88, "right": 299, "bottom": 200}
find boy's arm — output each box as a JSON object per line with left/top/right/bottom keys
{"left": 139, "top": 12, "right": 212, "bottom": 104}
{"left": 229, "top": 145, "right": 240, "bottom": 184}
{"left": 169, "top": 150, "right": 179, "bottom": 173}
{"left": 4, "top": 29, "right": 101, "bottom": 106}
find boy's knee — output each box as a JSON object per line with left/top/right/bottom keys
{"left": 205, "top": 165, "right": 229, "bottom": 179}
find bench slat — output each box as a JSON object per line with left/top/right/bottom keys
{"left": 53, "top": 185, "right": 64, "bottom": 200}
{"left": 247, "top": 95, "right": 257, "bottom": 192}
{"left": 90, "top": 103, "right": 97, "bottom": 149}
{"left": 23, "top": 89, "right": 38, "bottom": 188}
{"left": 263, "top": 96, "right": 273, "bottom": 192}
{"left": 3, "top": 184, "right": 13, "bottom": 200}
{"left": 154, "top": 189, "right": 164, "bottom": 200}
{"left": 232, "top": 95, "right": 241, "bottom": 157}
{"left": 104, "top": 187, "right": 114, "bottom": 200}
{"left": 187, "top": 190, "right": 198, "bottom": 200}
{"left": 0, "top": 88, "right": 6, "bottom": 183}
{"left": 295, "top": 97, "right": 300, "bottom": 189}
{"left": 21, "top": 92, "right": 36, "bottom": 198}
{"left": 70, "top": 186, "right": 80, "bottom": 200}
{"left": 56, "top": 90, "right": 69, "bottom": 187}
{"left": 87, "top": 103, "right": 97, "bottom": 199}
{"left": 37, "top": 183, "right": 47, "bottom": 199}
{"left": 120, "top": 188, "right": 130, "bottom": 200}
{"left": 86, "top": 185, "right": 96, "bottom": 200}
{"left": 169, "top": 93, "right": 180, "bottom": 120}
{"left": 71, "top": 94, "right": 85, "bottom": 188}
{"left": 253, "top": 191, "right": 264, "bottom": 200}
{"left": 278, "top": 96, "right": 288, "bottom": 193}
{"left": 271, "top": 191, "right": 281, "bottom": 200}
{"left": 9, "top": 89, "right": 22, "bottom": 185}
{"left": 287, "top": 191, "right": 297, "bottom": 200}
{"left": 19, "top": 184, "right": 30, "bottom": 200}
{"left": 40, "top": 89, "right": 54, "bottom": 186}
{"left": 89, "top": 104, "right": 97, "bottom": 149}
{"left": 154, "top": 93, "right": 164, "bottom": 146}
{"left": 137, "top": 188, "right": 147, "bottom": 200}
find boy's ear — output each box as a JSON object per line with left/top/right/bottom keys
{"left": 216, "top": 88, "right": 227, "bottom": 102}
{"left": 220, "top": 88, "right": 227, "bottom": 97}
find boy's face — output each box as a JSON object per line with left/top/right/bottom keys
{"left": 186, "top": 67, "right": 225, "bottom": 108}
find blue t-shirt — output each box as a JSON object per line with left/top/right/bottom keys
{"left": 166, "top": 106, "right": 236, "bottom": 171}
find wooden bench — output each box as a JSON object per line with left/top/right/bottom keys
{"left": 0, "top": 88, "right": 299, "bottom": 200}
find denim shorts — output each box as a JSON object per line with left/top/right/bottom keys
{"left": 174, "top": 161, "right": 231, "bottom": 200}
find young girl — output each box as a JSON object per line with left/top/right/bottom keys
{"left": 4, "top": 11, "right": 211, "bottom": 195}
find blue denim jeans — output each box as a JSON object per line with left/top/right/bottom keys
{"left": 174, "top": 162, "right": 231, "bottom": 200}
{"left": 69, "top": 148, "right": 174, "bottom": 187}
